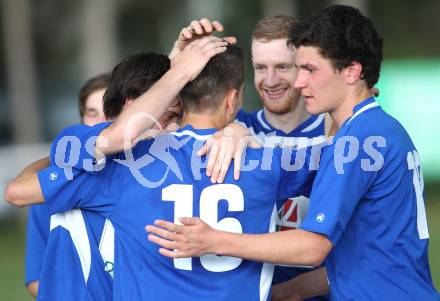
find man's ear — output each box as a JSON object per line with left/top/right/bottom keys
{"left": 344, "top": 61, "right": 363, "bottom": 85}
{"left": 123, "top": 99, "right": 134, "bottom": 110}
{"left": 225, "top": 89, "right": 238, "bottom": 114}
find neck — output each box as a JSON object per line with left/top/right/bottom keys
{"left": 179, "top": 111, "right": 227, "bottom": 130}
{"left": 263, "top": 99, "right": 310, "bottom": 133}
{"left": 330, "top": 88, "right": 373, "bottom": 128}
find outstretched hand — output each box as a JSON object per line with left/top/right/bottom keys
{"left": 146, "top": 217, "right": 217, "bottom": 258}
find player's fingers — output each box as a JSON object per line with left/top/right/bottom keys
{"left": 217, "top": 147, "right": 235, "bottom": 183}
{"left": 233, "top": 147, "right": 243, "bottom": 180}
{"left": 206, "top": 140, "right": 220, "bottom": 177}
{"left": 212, "top": 21, "right": 224, "bottom": 32}
{"left": 199, "top": 18, "right": 213, "bottom": 33}
{"left": 196, "top": 138, "right": 212, "bottom": 156}
{"left": 145, "top": 225, "right": 179, "bottom": 241}
{"left": 181, "top": 27, "right": 193, "bottom": 40}
{"left": 222, "top": 36, "right": 237, "bottom": 45}
{"left": 190, "top": 20, "right": 203, "bottom": 35}
{"left": 153, "top": 219, "right": 183, "bottom": 233}
{"left": 211, "top": 142, "right": 228, "bottom": 183}
{"left": 179, "top": 217, "right": 200, "bottom": 226}
{"left": 158, "top": 248, "right": 186, "bottom": 258}
{"left": 147, "top": 234, "right": 177, "bottom": 250}
{"left": 194, "top": 35, "right": 226, "bottom": 48}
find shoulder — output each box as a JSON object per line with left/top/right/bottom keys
{"left": 347, "top": 108, "right": 414, "bottom": 150}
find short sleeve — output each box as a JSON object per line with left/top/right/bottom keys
{"left": 24, "top": 204, "right": 51, "bottom": 285}
{"left": 50, "top": 122, "right": 112, "bottom": 169}
{"left": 299, "top": 141, "right": 377, "bottom": 246}
{"left": 37, "top": 158, "right": 123, "bottom": 216}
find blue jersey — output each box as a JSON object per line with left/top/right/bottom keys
{"left": 236, "top": 108, "right": 329, "bottom": 299}
{"left": 25, "top": 204, "right": 51, "bottom": 286}
{"left": 38, "top": 124, "right": 315, "bottom": 301}
{"left": 36, "top": 210, "right": 113, "bottom": 301}
{"left": 300, "top": 97, "right": 439, "bottom": 300}
{"left": 25, "top": 138, "right": 114, "bottom": 300}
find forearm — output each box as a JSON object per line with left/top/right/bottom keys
{"left": 4, "top": 157, "right": 48, "bottom": 206}
{"left": 272, "top": 267, "right": 329, "bottom": 300}
{"left": 96, "top": 68, "right": 190, "bottom": 156}
{"left": 212, "top": 229, "right": 331, "bottom": 267}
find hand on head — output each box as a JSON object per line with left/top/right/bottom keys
{"left": 170, "top": 18, "right": 236, "bottom": 58}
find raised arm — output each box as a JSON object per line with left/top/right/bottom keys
{"left": 4, "top": 157, "right": 49, "bottom": 207}
{"left": 93, "top": 36, "right": 233, "bottom": 159}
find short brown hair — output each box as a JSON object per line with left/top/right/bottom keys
{"left": 252, "top": 15, "right": 298, "bottom": 41}
{"left": 180, "top": 45, "right": 245, "bottom": 114}
{"left": 78, "top": 73, "right": 111, "bottom": 119}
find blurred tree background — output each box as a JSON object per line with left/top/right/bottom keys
{"left": 0, "top": 0, "right": 439, "bottom": 299}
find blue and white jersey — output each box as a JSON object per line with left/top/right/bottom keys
{"left": 25, "top": 140, "right": 114, "bottom": 300}
{"left": 37, "top": 124, "right": 315, "bottom": 301}
{"left": 25, "top": 204, "right": 51, "bottom": 286}
{"left": 236, "top": 109, "right": 325, "bottom": 147}
{"left": 236, "top": 108, "right": 329, "bottom": 297}
{"left": 301, "top": 97, "right": 439, "bottom": 300}
{"left": 36, "top": 210, "right": 113, "bottom": 301}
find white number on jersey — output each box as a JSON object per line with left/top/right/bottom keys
{"left": 162, "top": 184, "right": 244, "bottom": 272}
{"left": 407, "top": 150, "right": 429, "bottom": 239}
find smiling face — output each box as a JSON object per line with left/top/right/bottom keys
{"left": 252, "top": 38, "right": 301, "bottom": 115}
{"left": 293, "top": 46, "right": 347, "bottom": 116}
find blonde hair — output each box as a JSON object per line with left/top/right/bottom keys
{"left": 252, "top": 15, "right": 298, "bottom": 41}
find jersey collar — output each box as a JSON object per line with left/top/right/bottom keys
{"left": 171, "top": 125, "right": 217, "bottom": 140}
{"left": 344, "top": 97, "right": 380, "bottom": 126}
{"left": 258, "top": 109, "right": 324, "bottom": 135}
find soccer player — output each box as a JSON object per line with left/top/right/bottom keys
{"left": 7, "top": 53, "right": 181, "bottom": 300}
{"left": 8, "top": 39, "right": 317, "bottom": 300}
{"left": 146, "top": 5, "right": 440, "bottom": 300}
{"left": 170, "top": 16, "right": 330, "bottom": 300}
{"left": 23, "top": 73, "right": 110, "bottom": 298}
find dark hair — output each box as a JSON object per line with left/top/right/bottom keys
{"left": 78, "top": 73, "right": 111, "bottom": 119}
{"left": 103, "top": 52, "right": 170, "bottom": 119}
{"left": 179, "top": 44, "right": 245, "bottom": 114}
{"left": 288, "top": 5, "right": 383, "bottom": 88}
{"left": 252, "top": 15, "right": 298, "bottom": 41}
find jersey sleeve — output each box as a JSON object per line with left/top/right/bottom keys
{"left": 24, "top": 204, "right": 51, "bottom": 285}
{"left": 299, "top": 139, "right": 378, "bottom": 246}
{"left": 37, "top": 158, "right": 124, "bottom": 216}
{"left": 50, "top": 122, "right": 112, "bottom": 170}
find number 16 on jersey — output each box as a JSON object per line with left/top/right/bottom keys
{"left": 162, "top": 184, "right": 244, "bottom": 272}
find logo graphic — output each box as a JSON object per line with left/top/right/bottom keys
{"left": 49, "top": 172, "right": 58, "bottom": 181}
{"left": 316, "top": 213, "right": 325, "bottom": 223}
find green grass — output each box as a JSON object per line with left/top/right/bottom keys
{"left": 1, "top": 187, "right": 440, "bottom": 299}
{"left": 0, "top": 214, "right": 33, "bottom": 301}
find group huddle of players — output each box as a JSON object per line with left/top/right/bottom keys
{"left": 5, "top": 5, "right": 439, "bottom": 301}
